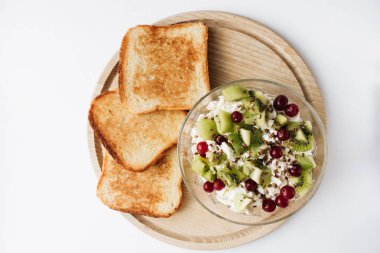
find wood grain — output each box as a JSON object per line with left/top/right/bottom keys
{"left": 88, "top": 11, "right": 326, "bottom": 250}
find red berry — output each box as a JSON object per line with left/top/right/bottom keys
{"left": 285, "top": 104, "right": 299, "bottom": 117}
{"left": 281, "top": 185, "right": 296, "bottom": 200}
{"left": 277, "top": 128, "right": 290, "bottom": 141}
{"left": 288, "top": 164, "right": 302, "bottom": 177}
{"left": 231, "top": 111, "right": 243, "bottom": 123}
{"left": 273, "top": 95, "right": 288, "bottom": 111}
{"left": 214, "top": 135, "right": 227, "bottom": 145}
{"left": 196, "top": 141, "right": 208, "bottom": 157}
{"left": 213, "top": 179, "right": 225, "bottom": 190}
{"left": 244, "top": 179, "right": 258, "bottom": 192}
{"left": 275, "top": 195, "right": 289, "bottom": 208}
{"left": 270, "top": 145, "right": 283, "bottom": 159}
{"left": 262, "top": 198, "right": 276, "bottom": 212}
{"left": 203, "top": 181, "right": 214, "bottom": 192}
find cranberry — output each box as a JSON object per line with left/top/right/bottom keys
{"left": 275, "top": 195, "right": 289, "bottom": 208}
{"left": 196, "top": 141, "right": 208, "bottom": 157}
{"left": 262, "top": 198, "right": 276, "bottom": 212}
{"left": 288, "top": 164, "right": 302, "bottom": 177}
{"left": 244, "top": 179, "right": 258, "bottom": 192}
{"left": 277, "top": 128, "right": 290, "bottom": 141}
{"left": 285, "top": 104, "right": 299, "bottom": 117}
{"left": 270, "top": 145, "right": 283, "bottom": 159}
{"left": 281, "top": 185, "right": 296, "bottom": 200}
{"left": 231, "top": 111, "right": 243, "bottom": 123}
{"left": 214, "top": 135, "right": 227, "bottom": 145}
{"left": 213, "top": 179, "right": 225, "bottom": 191}
{"left": 203, "top": 181, "right": 214, "bottom": 192}
{"left": 273, "top": 95, "right": 288, "bottom": 111}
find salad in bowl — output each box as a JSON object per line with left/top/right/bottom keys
{"left": 178, "top": 79, "right": 326, "bottom": 225}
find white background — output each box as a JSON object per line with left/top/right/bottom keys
{"left": 0, "top": 0, "right": 379, "bottom": 252}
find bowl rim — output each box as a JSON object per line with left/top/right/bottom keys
{"left": 177, "top": 79, "right": 327, "bottom": 226}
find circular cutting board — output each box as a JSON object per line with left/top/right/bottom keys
{"left": 88, "top": 11, "right": 326, "bottom": 250}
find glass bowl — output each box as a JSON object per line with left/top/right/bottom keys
{"left": 177, "top": 79, "right": 327, "bottom": 225}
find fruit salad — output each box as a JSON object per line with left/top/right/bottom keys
{"left": 190, "top": 85, "right": 316, "bottom": 214}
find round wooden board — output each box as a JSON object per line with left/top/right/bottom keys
{"left": 88, "top": 11, "right": 326, "bottom": 250}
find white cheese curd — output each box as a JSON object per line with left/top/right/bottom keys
{"left": 215, "top": 186, "right": 253, "bottom": 214}
{"left": 206, "top": 140, "right": 221, "bottom": 153}
{"left": 191, "top": 145, "right": 197, "bottom": 155}
{"left": 191, "top": 127, "right": 204, "bottom": 144}
{"left": 288, "top": 114, "right": 302, "bottom": 122}
{"left": 270, "top": 176, "right": 282, "bottom": 186}
{"left": 241, "top": 151, "right": 250, "bottom": 159}
{"left": 214, "top": 164, "right": 225, "bottom": 171}
{"left": 257, "top": 185, "right": 265, "bottom": 195}
{"left": 267, "top": 110, "right": 277, "bottom": 120}
{"left": 267, "top": 187, "right": 280, "bottom": 200}
{"left": 236, "top": 159, "right": 245, "bottom": 166}
{"left": 206, "top": 101, "right": 218, "bottom": 111}
{"left": 217, "top": 96, "right": 243, "bottom": 113}
{"left": 197, "top": 113, "right": 207, "bottom": 121}
{"left": 220, "top": 142, "right": 236, "bottom": 161}
{"left": 262, "top": 132, "right": 275, "bottom": 142}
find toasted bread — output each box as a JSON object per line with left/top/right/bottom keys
{"left": 118, "top": 22, "right": 210, "bottom": 114}
{"left": 97, "top": 147, "right": 182, "bottom": 217}
{"left": 88, "top": 91, "right": 186, "bottom": 171}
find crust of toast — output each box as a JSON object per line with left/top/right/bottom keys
{"left": 97, "top": 147, "right": 183, "bottom": 217}
{"left": 88, "top": 91, "right": 186, "bottom": 172}
{"left": 118, "top": 22, "right": 210, "bottom": 114}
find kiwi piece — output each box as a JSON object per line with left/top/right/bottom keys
{"left": 207, "top": 152, "right": 227, "bottom": 166}
{"left": 287, "top": 121, "right": 301, "bottom": 133}
{"left": 255, "top": 111, "right": 267, "bottom": 128}
{"left": 289, "top": 134, "right": 314, "bottom": 152}
{"left": 250, "top": 167, "right": 263, "bottom": 184}
{"left": 239, "top": 128, "right": 252, "bottom": 146}
{"left": 295, "top": 129, "right": 308, "bottom": 142}
{"left": 249, "top": 129, "right": 264, "bottom": 157}
{"left": 296, "top": 155, "right": 316, "bottom": 170}
{"left": 217, "top": 169, "right": 236, "bottom": 186}
{"left": 273, "top": 114, "right": 288, "bottom": 130}
{"left": 202, "top": 169, "right": 216, "bottom": 182}
{"left": 303, "top": 121, "right": 313, "bottom": 134}
{"left": 253, "top": 90, "right": 269, "bottom": 105}
{"left": 233, "top": 193, "right": 252, "bottom": 212}
{"left": 191, "top": 155, "right": 209, "bottom": 175}
{"left": 214, "top": 110, "right": 234, "bottom": 134}
{"left": 217, "top": 167, "right": 247, "bottom": 186}
{"left": 287, "top": 122, "right": 315, "bottom": 152}
{"left": 294, "top": 170, "right": 313, "bottom": 197}
{"left": 231, "top": 167, "right": 248, "bottom": 181}
{"left": 196, "top": 119, "right": 218, "bottom": 140}
{"left": 288, "top": 176, "right": 300, "bottom": 186}
{"left": 242, "top": 98, "right": 263, "bottom": 115}
{"left": 222, "top": 86, "right": 250, "bottom": 101}
{"left": 261, "top": 169, "right": 272, "bottom": 188}
{"left": 227, "top": 133, "right": 246, "bottom": 155}
{"left": 242, "top": 111, "right": 256, "bottom": 125}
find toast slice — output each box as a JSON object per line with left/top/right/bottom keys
{"left": 118, "top": 22, "right": 210, "bottom": 114}
{"left": 97, "top": 147, "right": 182, "bottom": 217}
{"left": 88, "top": 91, "right": 186, "bottom": 171}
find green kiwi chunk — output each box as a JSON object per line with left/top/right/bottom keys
{"left": 222, "top": 86, "right": 250, "bottom": 101}
{"left": 296, "top": 155, "right": 316, "bottom": 170}
{"left": 273, "top": 114, "right": 288, "bottom": 130}
{"left": 227, "top": 133, "right": 246, "bottom": 155}
{"left": 196, "top": 119, "right": 218, "bottom": 140}
{"left": 214, "top": 110, "right": 234, "bottom": 134}
{"left": 294, "top": 170, "right": 313, "bottom": 197}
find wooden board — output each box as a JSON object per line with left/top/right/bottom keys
{"left": 88, "top": 11, "right": 326, "bottom": 250}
